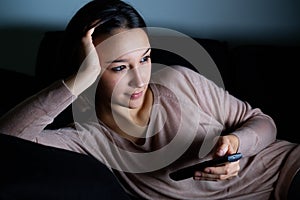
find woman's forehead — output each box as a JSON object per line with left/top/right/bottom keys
{"left": 94, "top": 28, "right": 150, "bottom": 62}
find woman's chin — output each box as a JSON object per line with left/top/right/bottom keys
{"left": 128, "top": 100, "right": 143, "bottom": 109}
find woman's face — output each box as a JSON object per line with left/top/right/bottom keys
{"left": 93, "top": 28, "right": 151, "bottom": 109}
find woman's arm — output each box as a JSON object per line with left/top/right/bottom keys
{"left": 221, "top": 92, "right": 277, "bottom": 157}
{"left": 0, "top": 27, "right": 101, "bottom": 141}
{"left": 0, "top": 81, "right": 76, "bottom": 140}
{"left": 199, "top": 71, "right": 277, "bottom": 157}
{"left": 176, "top": 66, "right": 277, "bottom": 157}
{"left": 175, "top": 66, "right": 277, "bottom": 181}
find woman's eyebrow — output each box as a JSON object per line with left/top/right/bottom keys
{"left": 107, "top": 48, "right": 151, "bottom": 63}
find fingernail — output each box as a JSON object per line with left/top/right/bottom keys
{"left": 218, "top": 149, "right": 225, "bottom": 156}
{"left": 195, "top": 171, "right": 202, "bottom": 177}
{"left": 204, "top": 168, "right": 210, "bottom": 173}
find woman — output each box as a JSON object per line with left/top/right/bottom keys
{"left": 0, "top": 0, "right": 299, "bottom": 199}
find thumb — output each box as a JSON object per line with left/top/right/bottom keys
{"left": 216, "top": 144, "right": 228, "bottom": 157}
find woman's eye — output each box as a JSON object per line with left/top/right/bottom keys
{"left": 140, "top": 56, "right": 151, "bottom": 63}
{"left": 111, "top": 65, "right": 126, "bottom": 72}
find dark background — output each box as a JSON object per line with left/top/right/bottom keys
{"left": 0, "top": 0, "right": 300, "bottom": 76}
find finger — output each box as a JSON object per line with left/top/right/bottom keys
{"left": 227, "top": 145, "right": 237, "bottom": 155}
{"left": 216, "top": 143, "right": 228, "bottom": 156}
{"left": 194, "top": 170, "right": 225, "bottom": 181}
{"left": 85, "top": 19, "right": 101, "bottom": 33}
{"left": 194, "top": 169, "right": 239, "bottom": 181}
{"left": 87, "top": 27, "right": 95, "bottom": 36}
{"left": 203, "top": 161, "right": 240, "bottom": 176}
{"left": 90, "top": 19, "right": 101, "bottom": 28}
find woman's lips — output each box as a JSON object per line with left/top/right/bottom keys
{"left": 130, "top": 90, "right": 143, "bottom": 100}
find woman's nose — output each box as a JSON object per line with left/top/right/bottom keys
{"left": 129, "top": 67, "right": 145, "bottom": 88}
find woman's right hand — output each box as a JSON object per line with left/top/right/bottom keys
{"left": 64, "top": 26, "right": 101, "bottom": 96}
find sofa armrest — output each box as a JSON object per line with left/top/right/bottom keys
{"left": 0, "top": 133, "right": 130, "bottom": 200}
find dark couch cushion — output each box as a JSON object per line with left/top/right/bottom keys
{"left": 0, "top": 133, "right": 130, "bottom": 200}
{"left": 35, "top": 31, "right": 65, "bottom": 88}
{"left": 229, "top": 45, "right": 300, "bottom": 143}
{"left": 0, "top": 69, "right": 39, "bottom": 117}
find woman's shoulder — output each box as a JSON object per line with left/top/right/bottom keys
{"left": 150, "top": 65, "right": 209, "bottom": 90}
{"left": 165, "top": 65, "right": 199, "bottom": 77}
{"left": 171, "top": 65, "right": 196, "bottom": 72}
{"left": 151, "top": 65, "right": 202, "bottom": 81}
{"left": 170, "top": 65, "right": 211, "bottom": 83}
{"left": 171, "top": 65, "right": 225, "bottom": 90}
{"left": 150, "top": 64, "right": 227, "bottom": 108}
{"left": 149, "top": 65, "right": 207, "bottom": 104}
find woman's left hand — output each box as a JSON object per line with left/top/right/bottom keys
{"left": 194, "top": 135, "right": 240, "bottom": 181}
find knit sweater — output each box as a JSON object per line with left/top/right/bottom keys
{"left": 0, "top": 66, "right": 299, "bottom": 200}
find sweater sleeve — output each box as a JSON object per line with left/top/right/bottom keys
{"left": 222, "top": 95, "right": 277, "bottom": 156}
{"left": 174, "top": 66, "right": 277, "bottom": 157}
{"left": 0, "top": 80, "right": 77, "bottom": 141}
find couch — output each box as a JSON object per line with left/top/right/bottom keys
{"left": 0, "top": 30, "right": 299, "bottom": 199}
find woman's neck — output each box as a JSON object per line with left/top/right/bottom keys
{"left": 96, "top": 88, "right": 153, "bottom": 143}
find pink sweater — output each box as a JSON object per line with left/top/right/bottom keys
{"left": 0, "top": 66, "right": 299, "bottom": 200}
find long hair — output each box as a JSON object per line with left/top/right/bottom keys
{"left": 56, "top": 0, "right": 146, "bottom": 79}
